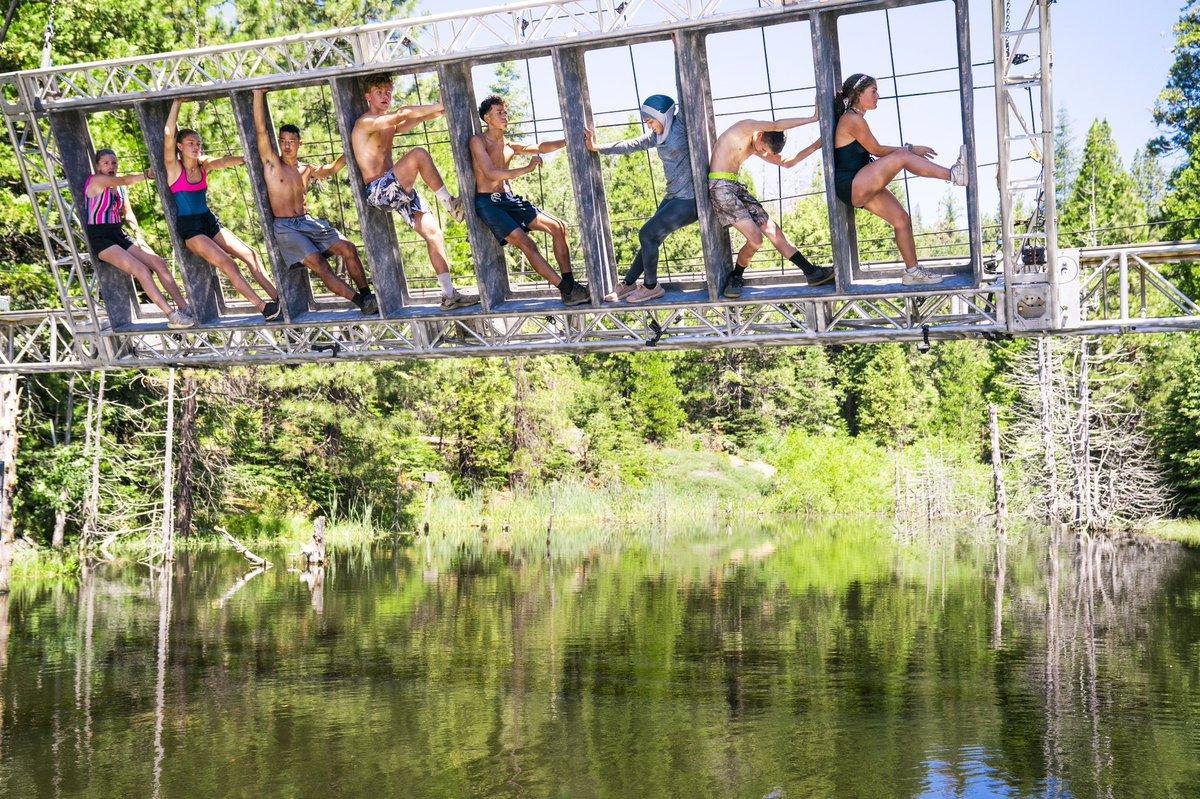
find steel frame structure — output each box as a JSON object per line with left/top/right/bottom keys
{"left": 1, "top": 0, "right": 1198, "bottom": 375}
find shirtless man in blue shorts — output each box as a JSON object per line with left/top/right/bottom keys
{"left": 253, "top": 88, "right": 378, "bottom": 315}
{"left": 350, "top": 73, "right": 478, "bottom": 311}
{"left": 468, "top": 94, "right": 590, "bottom": 306}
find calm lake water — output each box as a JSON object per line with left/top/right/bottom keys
{"left": 1, "top": 520, "right": 1198, "bottom": 798}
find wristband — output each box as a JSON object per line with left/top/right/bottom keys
{"left": 904, "top": 143, "right": 913, "bottom": 152}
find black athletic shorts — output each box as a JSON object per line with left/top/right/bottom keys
{"left": 84, "top": 222, "right": 134, "bottom": 254}
{"left": 474, "top": 192, "right": 540, "bottom": 243}
{"left": 177, "top": 210, "right": 222, "bottom": 241}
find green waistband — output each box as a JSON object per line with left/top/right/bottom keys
{"left": 707, "top": 171, "right": 739, "bottom": 181}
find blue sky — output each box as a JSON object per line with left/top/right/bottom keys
{"left": 414, "top": 0, "right": 1182, "bottom": 224}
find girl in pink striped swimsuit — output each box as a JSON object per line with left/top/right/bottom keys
{"left": 84, "top": 149, "right": 193, "bottom": 328}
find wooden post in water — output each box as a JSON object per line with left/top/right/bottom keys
{"left": 989, "top": 404, "right": 1008, "bottom": 532}
{"left": 161, "top": 368, "right": 176, "bottom": 564}
{"left": 422, "top": 472, "right": 439, "bottom": 536}
{"left": 0, "top": 373, "right": 17, "bottom": 594}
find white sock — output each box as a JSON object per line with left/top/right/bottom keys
{"left": 434, "top": 186, "right": 453, "bottom": 206}
{"left": 437, "top": 272, "right": 455, "bottom": 297}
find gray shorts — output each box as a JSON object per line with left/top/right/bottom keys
{"left": 273, "top": 215, "right": 346, "bottom": 268}
{"left": 365, "top": 171, "right": 427, "bottom": 228}
{"left": 708, "top": 178, "right": 770, "bottom": 228}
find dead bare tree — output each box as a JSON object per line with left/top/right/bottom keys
{"left": 1004, "top": 337, "right": 1169, "bottom": 531}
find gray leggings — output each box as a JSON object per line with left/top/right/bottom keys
{"left": 623, "top": 197, "right": 698, "bottom": 286}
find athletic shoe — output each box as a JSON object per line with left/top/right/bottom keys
{"left": 440, "top": 290, "right": 480, "bottom": 311}
{"left": 625, "top": 284, "right": 665, "bottom": 303}
{"left": 805, "top": 266, "right": 836, "bottom": 287}
{"left": 604, "top": 282, "right": 637, "bottom": 302}
{"left": 446, "top": 195, "right": 466, "bottom": 223}
{"left": 902, "top": 266, "right": 945, "bottom": 285}
{"left": 561, "top": 283, "right": 591, "bottom": 306}
{"left": 948, "top": 145, "right": 969, "bottom": 187}
{"left": 167, "top": 309, "right": 194, "bottom": 329}
{"left": 722, "top": 271, "right": 744, "bottom": 299}
{"left": 262, "top": 300, "right": 283, "bottom": 321}
{"left": 352, "top": 288, "right": 379, "bottom": 315}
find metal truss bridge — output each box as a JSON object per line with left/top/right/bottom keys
{"left": 1, "top": 0, "right": 1197, "bottom": 373}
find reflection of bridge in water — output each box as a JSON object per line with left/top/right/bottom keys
{"left": 1, "top": 0, "right": 1197, "bottom": 372}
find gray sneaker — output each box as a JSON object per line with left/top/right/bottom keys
{"left": 440, "top": 290, "right": 480, "bottom": 311}
{"left": 561, "top": 283, "right": 591, "bottom": 306}
{"left": 625, "top": 284, "right": 665, "bottom": 303}
{"left": 604, "top": 282, "right": 637, "bottom": 302}
{"left": 167, "top": 309, "right": 194, "bottom": 329}
{"left": 902, "top": 266, "right": 945, "bottom": 285}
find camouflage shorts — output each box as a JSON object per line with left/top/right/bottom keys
{"left": 708, "top": 178, "right": 769, "bottom": 228}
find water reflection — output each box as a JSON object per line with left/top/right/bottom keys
{"left": 0, "top": 521, "right": 1197, "bottom": 798}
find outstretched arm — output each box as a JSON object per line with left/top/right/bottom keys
{"left": 201, "top": 154, "right": 245, "bottom": 171}
{"left": 511, "top": 138, "right": 565, "bottom": 155}
{"left": 585, "top": 126, "right": 656, "bottom": 156}
{"left": 360, "top": 102, "right": 445, "bottom": 135}
{"left": 755, "top": 110, "right": 820, "bottom": 133}
{"left": 839, "top": 114, "right": 929, "bottom": 158}
{"left": 469, "top": 136, "right": 541, "bottom": 182}
{"left": 310, "top": 154, "right": 347, "bottom": 180}
{"left": 252, "top": 89, "right": 280, "bottom": 168}
{"left": 758, "top": 137, "right": 824, "bottom": 168}
{"left": 88, "top": 170, "right": 151, "bottom": 194}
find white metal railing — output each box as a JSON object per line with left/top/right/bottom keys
{"left": 1, "top": 0, "right": 837, "bottom": 110}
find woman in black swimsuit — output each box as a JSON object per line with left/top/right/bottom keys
{"left": 833, "top": 73, "right": 969, "bottom": 285}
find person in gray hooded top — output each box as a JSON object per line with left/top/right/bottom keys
{"left": 585, "top": 94, "right": 695, "bottom": 303}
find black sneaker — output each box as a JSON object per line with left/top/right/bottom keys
{"left": 722, "top": 271, "right": 744, "bottom": 299}
{"left": 352, "top": 288, "right": 379, "bottom": 315}
{"left": 806, "top": 266, "right": 835, "bottom": 287}
{"left": 561, "top": 283, "right": 591, "bottom": 306}
{"left": 262, "top": 300, "right": 283, "bottom": 321}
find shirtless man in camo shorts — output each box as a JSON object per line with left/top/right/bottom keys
{"left": 351, "top": 72, "right": 479, "bottom": 311}
{"left": 707, "top": 110, "right": 835, "bottom": 298}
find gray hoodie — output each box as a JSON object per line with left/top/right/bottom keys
{"left": 594, "top": 114, "right": 693, "bottom": 201}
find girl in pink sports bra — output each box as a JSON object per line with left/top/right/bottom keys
{"left": 84, "top": 148, "right": 194, "bottom": 329}
{"left": 165, "top": 98, "right": 281, "bottom": 321}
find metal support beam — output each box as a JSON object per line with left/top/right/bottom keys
{"left": 673, "top": 28, "right": 730, "bottom": 302}
{"left": 552, "top": 46, "right": 614, "bottom": 305}
{"left": 328, "top": 75, "right": 409, "bottom": 315}
{"left": 954, "top": 0, "right": 983, "bottom": 283}
{"left": 437, "top": 60, "right": 510, "bottom": 311}
{"left": 47, "top": 110, "right": 140, "bottom": 329}
{"left": 229, "top": 90, "right": 314, "bottom": 322}
{"left": 136, "top": 100, "right": 225, "bottom": 324}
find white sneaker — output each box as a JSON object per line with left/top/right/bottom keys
{"left": 624, "top": 284, "right": 666, "bottom": 303}
{"left": 902, "top": 267, "right": 945, "bottom": 286}
{"left": 948, "top": 145, "right": 969, "bottom": 187}
{"left": 446, "top": 195, "right": 466, "bottom": 223}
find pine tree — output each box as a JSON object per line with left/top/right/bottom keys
{"left": 1130, "top": 147, "right": 1168, "bottom": 224}
{"left": 1054, "top": 107, "right": 1079, "bottom": 210}
{"left": 1058, "top": 119, "right": 1146, "bottom": 246}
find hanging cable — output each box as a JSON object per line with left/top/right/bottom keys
{"left": 884, "top": 9, "right": 914, "bottom": 219}
{"left": 39, "top": 0, "right": 56, "bottom": 69}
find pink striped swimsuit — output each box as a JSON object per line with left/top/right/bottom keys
{"left": 84, "top": 176, "right": 126, "bottom": 225}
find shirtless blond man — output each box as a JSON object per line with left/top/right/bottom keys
{"left": 253, "top": 89, "right": 378, "bottom": 315}
{"left": 351, "top": 73, "right": 478, "bottom": 311}
{"left": 469, "top": 94, "right": 590, "bottom": 306}
{"left": 708, "top": 112, "right": 834, "bottom": 298}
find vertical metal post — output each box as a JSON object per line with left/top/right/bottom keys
{"left": 673, "top": 28, "right": 731, "bottom": 302}
{"left": 328, "top": 75, "right": 412, "bottom": 315}
{"left": 1039, "top": 0, "right": 1060, "bottom": 327}
{"left": 136, "top": 100, "right": 226, "bottom": 324}
{"left": 48, "top": 109, "right": 141, "bottom": 328}
{"left": 812, "top": 11, "right": 854, "bottom": 289}
{"left": 954, "top": 0, "right": 983, "bottom": 285}
{"left": 553, "top": 46, "right": 615, "bottom": 304}
{"left": 229, "top": 91, "right": 314, "bottom": 322}
{"left": 438, "top": 60, "right": 511, "bottom": 311}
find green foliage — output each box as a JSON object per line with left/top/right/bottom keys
{"left": 1058, "top": 119, "right": 1147, "bottom": 246}
{"left": 1153, "top": 343, "right": 1200, "bottom": 517}
{"left": 766, "top": 429, "right": 894, "bottom": 514}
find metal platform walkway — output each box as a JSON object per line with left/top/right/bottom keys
{"left": 2, "top": 0, "right": 1196, "bottom": 373}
